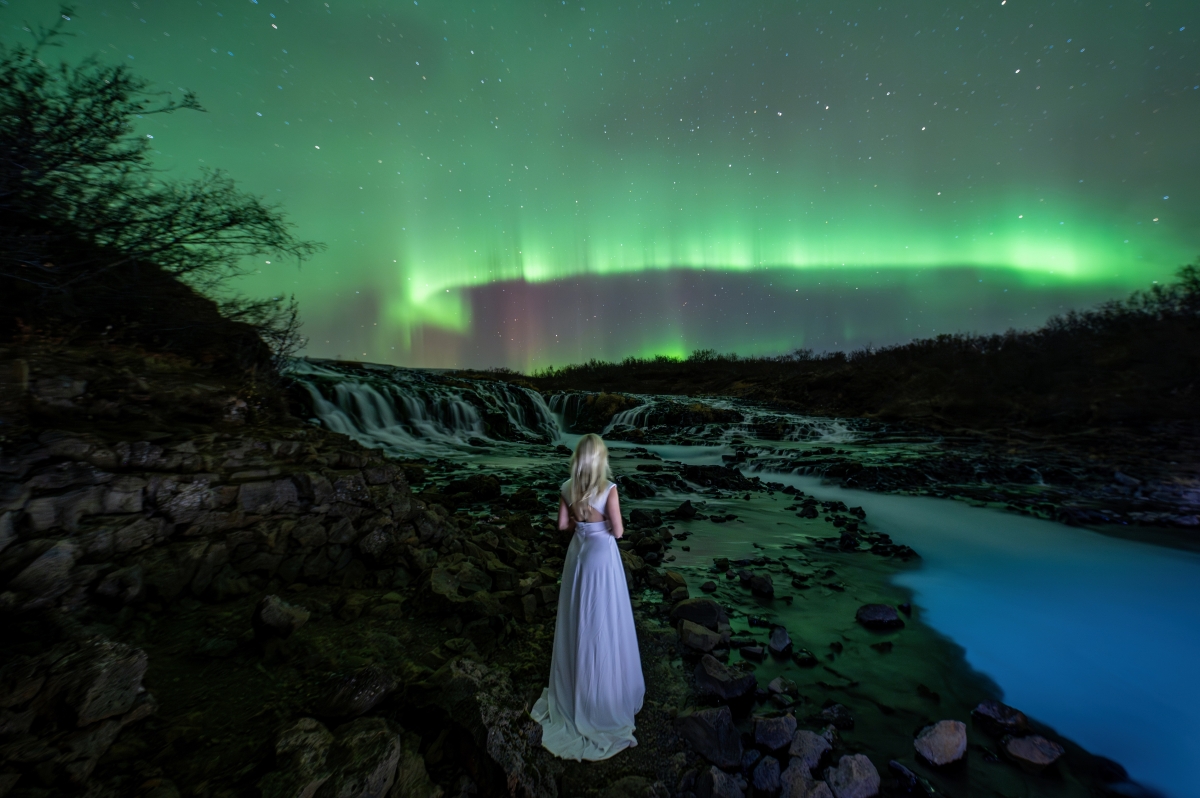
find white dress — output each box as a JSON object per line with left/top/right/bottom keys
{"left": 530, "top": 480, "right": 645, "bottom": 761}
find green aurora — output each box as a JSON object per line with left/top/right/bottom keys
{"left": 31, "top": 0, "right": 1200, "bottom": 368}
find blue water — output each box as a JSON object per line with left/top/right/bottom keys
{"left": 777, "top": 476, "right": 1200, "bottom": 798}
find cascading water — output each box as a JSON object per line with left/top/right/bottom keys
{"left": 287, "top": 359, "right": 560, "bottom": 454}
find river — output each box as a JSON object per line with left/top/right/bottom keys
{"left": 291, "top": 359, "right": 1196, "bottom": 798}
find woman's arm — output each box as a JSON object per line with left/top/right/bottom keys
{"left": 558, "top": 497, "right": 575, "bottom": 532}
{"left": 606, "top": 487, "right": 624, "bottom": 539}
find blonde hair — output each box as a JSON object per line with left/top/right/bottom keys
{"left": 567, "top": 433, "right": 612, "bottom": 521}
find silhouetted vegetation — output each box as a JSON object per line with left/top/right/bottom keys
{"left": 0, "top": 10, "right": 320, "bottom": 372}
{"left": 527, "top": 265, "right": 1200, "bottom": 429}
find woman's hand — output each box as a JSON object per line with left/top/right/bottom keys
{"left": 606, "top": 487, "right": 624, "bottom": 539}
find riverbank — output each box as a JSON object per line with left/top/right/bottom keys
{"left": 0, "top": 341, "right": 1165, "bottom": 798}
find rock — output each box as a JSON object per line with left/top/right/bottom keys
{"left": 694, "top": 655, "right": 757, "bottom": 703}
{"left": 767, "top": 677, "right": 798, "bottom": 696}
{"left": 914, "top": 720, "right": 967, "bottom": 766}
{"left": 252, "top": 594, "right": 311, "bottom": 640}
{"left": 753, "top": 756, "right": 781, "bottom": 793}
{"left": 825, "top": 754, "right": 880, "bottom": 798}
{"left": 701, "top": 581, "right": 717, "bottom": 593}
{"left": 854, "top": 604, "right": 904, "bottom": 630}
{"left": 673, "top": 500, "right": 698, "bottom": 519}
{"left": 671, "top": 598, "right": 730, "bottom": 631}
{"left": 675, "top": 705, "right": 743, "bottom": 769}
{"left": 1002, "top": 734, "right": 1064, "bottom": 773}
{"left": 791, "top": 649, "right": 818, "bottom": 667}
{"left": 788, "top": 730, "right": 833, "bottom": 774}
{"left": 600, "top": 776, "right": 656, "bottom": 798}
{"left": 679, "top": 620, "right": 723, "bottom": 652}
{"left": 665, "top": 570, "right": 688, "bottom": 594}
{"left": 322, "top": 717, "right": 402, "bottom": 798}
{"left": 392, "top": 735, "right": 443, "bottom": 798}
{"left": 695, "top": 765, "right": 745, "bottom": 798}
{"left": 970, "top": 699, "right": 1029, "bottom": 736}
{"left": 748, "top": 574, "right": 774, "bottom": 597}
{"left": 63, "top": 637, "right": 149, "bottom": 726}
{"left": 768, "top": 626, "right": 792, "bottom": 656}
{"left": 780, "top": 759, "right": 834, "bottom": 798}
{"left": 8, "top": 540, "right": 77, "bottom": 609}
{"left": 739, "top": 645, "right": 766, "bottom": 662}
{"left": 258, "top": 717, "right": 334, "bottom": 798}
{"left": 817, "top": 704, "right": 854, "bottom": 730}
{"left": 741, "top": 749, "right": 762, "bottom": 772}
{"left": 754, "top": 715, "right": 797, "bottom": 752}
{"left": 886, "top": 761, "right": 920, "bottom": 793}
{"left": 312, "top": 666, "right": 397, "bottom": 720}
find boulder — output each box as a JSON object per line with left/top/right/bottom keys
{"left": 694, "top": 655, "right": 757, "bottom": 702}
{"left": 755, "top": 715, "right": 797, "bottom": 752}
{"left": 675, "top": 706, "right": 742, "bottom": 769}
{"left": 671, "top": 598, "right": 729, "bottom": 631}
{"left": 753, "top": 756, "right": 782, "bottom": 793}
{"left": 679, "top": 620, "right": 723, "bottom": 652}
{"left": 817, "top": 704, "right": 854, "bottom": 730}
{"left": 825, "top": 754, "right": 880, "bottom": 798}
{"left": 1002, "top": 735, "right": 1064, "bottom": 773}
{"left": 252, "top": 594, "right": 311, "bottom": 640}
{"left": 971, "top": 699, "right": 1029, "bottom": 737}
{"left": 780, "top": 759, "right": 834, "bottom": 798}
{"left": 854, "top": 604, "right": 904, "bottom": 630}
{"left": 258, "top": 717, "right": 334, "bottom": 798}
{"left": 749, "top": 574, "right": 775, "bottom": 598}
{"left": 768, "top": 626, "right": 792, "bottom": 655}
{"left": 886, "top": 761, "right": 919, "bottom": 793}
{"left": 701, "top": 581, "right": 717, "bottom": 593}
{"left": 392, "top": 737, "right": 442, "bottom": 798}
{"left": 789, "top": 730, "right": 833, "bottom": 775}
{"left": 673, "top": 500, "right": 698, "bottom": 519}
{"left": 695, "top": 765, "right": 745, "bottom": 798}
{"left": 322, "top": 717, "right": 402, "bottom": 798}
{"left": 8, "top": 540, "right": 78, "bottom": 609}
{"left": 914, "top": 720, "right": 967, "bottom": 766}
{"left": 312, "top": 666, "right": 397, "bottom": 720}
{"left": 62, "top": 637, "right": 149, "bottom": 726}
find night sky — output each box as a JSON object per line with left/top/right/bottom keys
{"left": 23, "top": 0, "right": 1200, "bottom": 369}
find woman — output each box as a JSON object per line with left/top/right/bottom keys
{"left": 530, "top": 433, "right": 645, "bottom": 761}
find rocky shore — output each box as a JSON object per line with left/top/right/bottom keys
{"left": 0, "top": 344, "right": 1157, "bottom": 797}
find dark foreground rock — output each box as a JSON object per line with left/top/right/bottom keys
{"left": 675, "top": 705, "right": 742, "bottom": 769}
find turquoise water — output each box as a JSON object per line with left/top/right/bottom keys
{"left": 768, "top": 475, "right": 1199, "bottom": 798}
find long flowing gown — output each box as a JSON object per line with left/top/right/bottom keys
{"left": 530, "top": 480, "right": 645, "bottom": 761}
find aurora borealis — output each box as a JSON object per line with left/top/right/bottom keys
{"left": 30, "top": 0, "right": 1199, "bottom": 369}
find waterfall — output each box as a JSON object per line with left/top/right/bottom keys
{"left": 286, "top": 359, "right": 560, "bottom": 454}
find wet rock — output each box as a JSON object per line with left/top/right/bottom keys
{"left": 673, "top": 500, "right": 698, "bottom": 519}
{"left": 789, "top": 730, "right": 833, "bottom": 774}
{"left": 748, "top": 574, "right": 774, "bottom": 598}
{"left": 312, "top": 665, "right": 397, "bottom": 720}
{"left": 791, "top": 649, "right": 818, "bottom": 668}
{"left": 683, "top": 465, "right": 756, "bottom": 491}
{"left": 816, "top": 704, "right": 854, "bottom": 730}
{"left": 825, "top": 754, "right": 880, "bottom": 798}
{"left": 768, "top": 626, "right": 792, "bottom": 656}
{"left": 913, "top": 720, "right": 967, "bottom": 766}
{"left": 665, "top": 570, "right": 689, "bottom": 598}
{"left": 675, "top": 705, "right": 742, "bottom": 769}
{"left": 671, "top": 597, "right": 729, "bottom": 631}
{"left": 753, "top": 756, "right": 782, "bottom": 793}
{"left": 742, "top": 749, "right": 762, "bottom": 772}
{"left": 780, "top": 760, "right": 834, "bottom": 798}
{"left": 887, "top": 761, "right": 920, "bottom": 793}
{"left": 739, "top": 645, "right": 766, "bottom": 662}
{"left": 701, "top": 581, "right": 717, "bottom": 593}
{"left": 252, "top": 594, "right": 311, "bottom": 640}
{"left": 694, "top": 655, "right": 757, "bottom": 703}
{"left": 1002, "top": 734, "right": 1064, "bottom": 773}
{"left": 679, "top": 620, "right": 723, "bottom": 652}
{"left": 695, "top": 765, "right": 746, "bottom": 798}
{"left": 768, "top": 677, "right": 798, "bottom": 696}
{"left": 970, "top": 699, "right": 1029, "bottom": 737}
{"left": 854, "top": 604, "right": 904, "bottom": 630}
{"left": 754, "top": 715, "right": 797, "bottom": 752}
{"left": 443, "top": 474, "right": 502, "bottom": 504}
